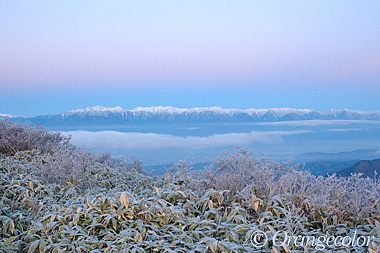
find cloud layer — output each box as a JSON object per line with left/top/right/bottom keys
{"left": 63, "top": 130, "right": 310, "bottom": 151}
{"left": 258, "top": 120, "right": 380, "bottom": 127}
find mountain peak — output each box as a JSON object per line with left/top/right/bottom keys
{"left": 64, "top": 106, "right": 124, "bottom": 116}
{"left": 0, "top": 113, "right": 28, "bottom": 118}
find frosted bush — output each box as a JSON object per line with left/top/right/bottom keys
{"left": 0, "top": 119, "right": 71, "bottom": 156}
{"left": 1, "top": 121, "right": 379, "bottom": 252}
{"left": 186, "top": 148, "right": 380, "bottom": 225}
{"left": 0, "top": 119, "right": 146, "bottom": 186}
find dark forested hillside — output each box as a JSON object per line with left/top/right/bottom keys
{"left": 336, "top": 159, "right": 380, "bottom": 178}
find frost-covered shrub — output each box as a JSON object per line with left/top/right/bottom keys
{"left": 0, "top": 119, "right": 72, "bottom": 156}
{"left": 1, "top": 122, "right": 380, "bottom": 252}
{"left": 187, "top": 148, "right": 380, "bottom": 225}
{"left": 0, "top": 119, "right": 146, "bottom": 186}
{"left": 191, "top": 149, "right": 292, "bottom": 196}
{"left": 1, "top": 150, "right": 379, "bottom": 252}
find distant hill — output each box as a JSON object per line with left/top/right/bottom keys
{"left": 295, "top": 149, "right": 380, "bottom": 163}
{"left": 336, "top": 159, "right": 380, "bottom": 178}
{"left": 301, "top": 160, "right": 359, "bottom": 176}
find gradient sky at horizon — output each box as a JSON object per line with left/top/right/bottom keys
{"left": 1, "top": 0, "right": 379, "bottom": 116}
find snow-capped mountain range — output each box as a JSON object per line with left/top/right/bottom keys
{"left": 0, "top": 113, "right": 27, "bottom": 118}
{"left": 2, "top": 106, "right": 380, "bottom": 126}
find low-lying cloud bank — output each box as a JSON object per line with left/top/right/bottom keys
{"left": 258, "top": 120, "right": 380, "bottom": 127}
{"left": 63, "top": 130, "right": 310, "bottom": 151}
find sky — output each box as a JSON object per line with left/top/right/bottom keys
{"left": 1, "top": 0, "right": 379, "bottom": 116}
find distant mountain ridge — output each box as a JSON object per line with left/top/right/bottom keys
{"left": 2, "top": 106, "right": 380, "bottom": 126}
{"left": 300, "top": 160, "right": 359, "bottom": 176}
{"left": 295, "top": 149, "right": 380, "bottom": 163}
{"left": 336, "top": 159, "right": 380, "bottom": 178}
{"left": 0, "top": 113, "right": 27, "bottom": 118}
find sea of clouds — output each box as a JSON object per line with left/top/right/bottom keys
{"left": 63, "top": 130, "right": 310, "bottom": 151}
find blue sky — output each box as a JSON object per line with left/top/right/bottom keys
{"left": 1, "top": 0, "right": 379, "bottom": 116}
